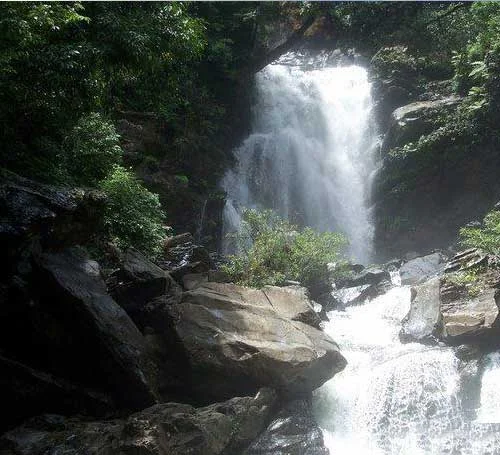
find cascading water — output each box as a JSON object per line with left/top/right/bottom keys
{"left": 313, "top": 276, "right": 500, "bottom": 455}
{"left": 222, "top": 53, "right": 378, "bottom": 263}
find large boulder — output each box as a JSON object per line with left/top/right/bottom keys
{"left": 107, "top": 248, "right": 182, "bottom": 326}
{"left": 169, "top": 282, "right": 346, "bottom": 401}
{"left": 0, "top": 388, "right": 277, "bottom": 455}
{"left": 244, "top": 399, "right": 328, "bottom": 455}
{"left": 399, "top": 252, "right": 446, "bottom": 286}
{"left": 32, "top": 247, "right": 159, "bottom": 409}
{"left": 400, "top": 277, "right": 442, "bottom": 344}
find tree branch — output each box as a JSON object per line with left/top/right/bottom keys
{"left": 424, "top": 2, "right": 470, "bottom": 28}
{"left": 243, "top": 15, "right": 316, "bottom": 76}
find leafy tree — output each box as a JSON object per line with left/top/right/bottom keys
{"left": 222, "top": 209, "right": 347, "bottom": 290}
{"left": 65, "top": 113, "right": 122, "bottom": 186}
{"left": 99, "top": 165, "right": 166, "bottom": 257}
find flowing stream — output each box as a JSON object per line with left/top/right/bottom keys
{"left": 222, "top": 53, "right": 378, "bottom": 264}
{"left": 223, "top": 52, "right": 500, "bottom": 454}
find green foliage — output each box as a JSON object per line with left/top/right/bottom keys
{"left": 99, "top": 165, "right": 166, "bottom": 257}
{"left": 460, "top": 209, "right": 500, "bottom": 256}
{"left": 65, "top": 113, "right": 122, "bottom": 186}
{"left": 444, "top": 267, "right": 482, "bottom": 297}
{"left": 222, "top": 209, "right": 347, "bottom": 289}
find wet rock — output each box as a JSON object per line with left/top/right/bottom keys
{"left": 332, "top": 284, "right": 376, "bottom": 307}
{"left": 400, "top": 277, "right": 442, "bottom": 344}
{"left": 169, "top": 282, "right": 346, "bottom": 401}
{"left": 400, "top": 252, "right": 446, "bottom": 286}
{"left": 0, "top": 388, "right": 277, "bottom": 455}
{"left": 33, "top": 247, "right": 159, "bottom": 409}
{"left": 244, "top": 399, "right": 328, "bottom": 455}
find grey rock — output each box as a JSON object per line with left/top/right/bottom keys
{"left": 400, "top": 252, "right": 446, "bottom": 286}
{"left": 400, "top": 277, "right": 442, "bottom": 344}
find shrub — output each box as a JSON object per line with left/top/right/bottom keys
{"left": 222, "top": 209, "right": 348, "bottom": 290}
{"left": 99, "top": 165, "right": 166, "bottom": 257}
{"left": 460, "top": 209, "right": 500, "bottom": 256}
{"left": 65, "top": 113, "right": 122, "bottom": 186}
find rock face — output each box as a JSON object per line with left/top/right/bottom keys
{"left": 244, "top": 399, "right": 328, "bottom": 455}
{"left": 400, "top": 277, "right": 442, "bottom": 344}
{"left": 381, "top": 97, "right": 460, "bottom": 153}
{"left": 169, "top": 282, "right": 346, "bottom": 401}
{"left": 0, "top": 388, "right": 277, "bottom": 455}
{"left": 399, "top": 252, "right": 446, "bottom": 285}
{"left": 0, "top": 169, "right": 105, "bottom": 273}
{"left": 33, "top": 247, "right": 159, "bottom": 409}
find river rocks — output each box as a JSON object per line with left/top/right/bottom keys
{"left": 400, "top": 277, "right": 442, "bottom": 344}
{"left": 399, "top": 252, "right": 446, "bottom": 285}
{"left": 0, "top": 388, "right": 277, "bottom": 455}
{"left": 169, "top": 282, "right": 346, "bottom": 401}
{"left": 244, "top": 399, "right": 328, "bottom": 455}
{"left": 33, "top": 247, "right": 159, "bottom": 409}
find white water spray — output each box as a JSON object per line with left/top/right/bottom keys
{"left": 314, "top": 279, "right": 500, "bottom": 455}
{"left": 222, "top": 54, "right": 378, "bottom": 263}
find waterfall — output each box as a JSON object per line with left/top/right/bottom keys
{"left": 313, "top": 279, "right": 500, "bottom": 455}
{"left": 222, "top": 53, "right": 378, "bottom": 264}
{"left": 222, "top": 52, "right": 500, "bottom": 454}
